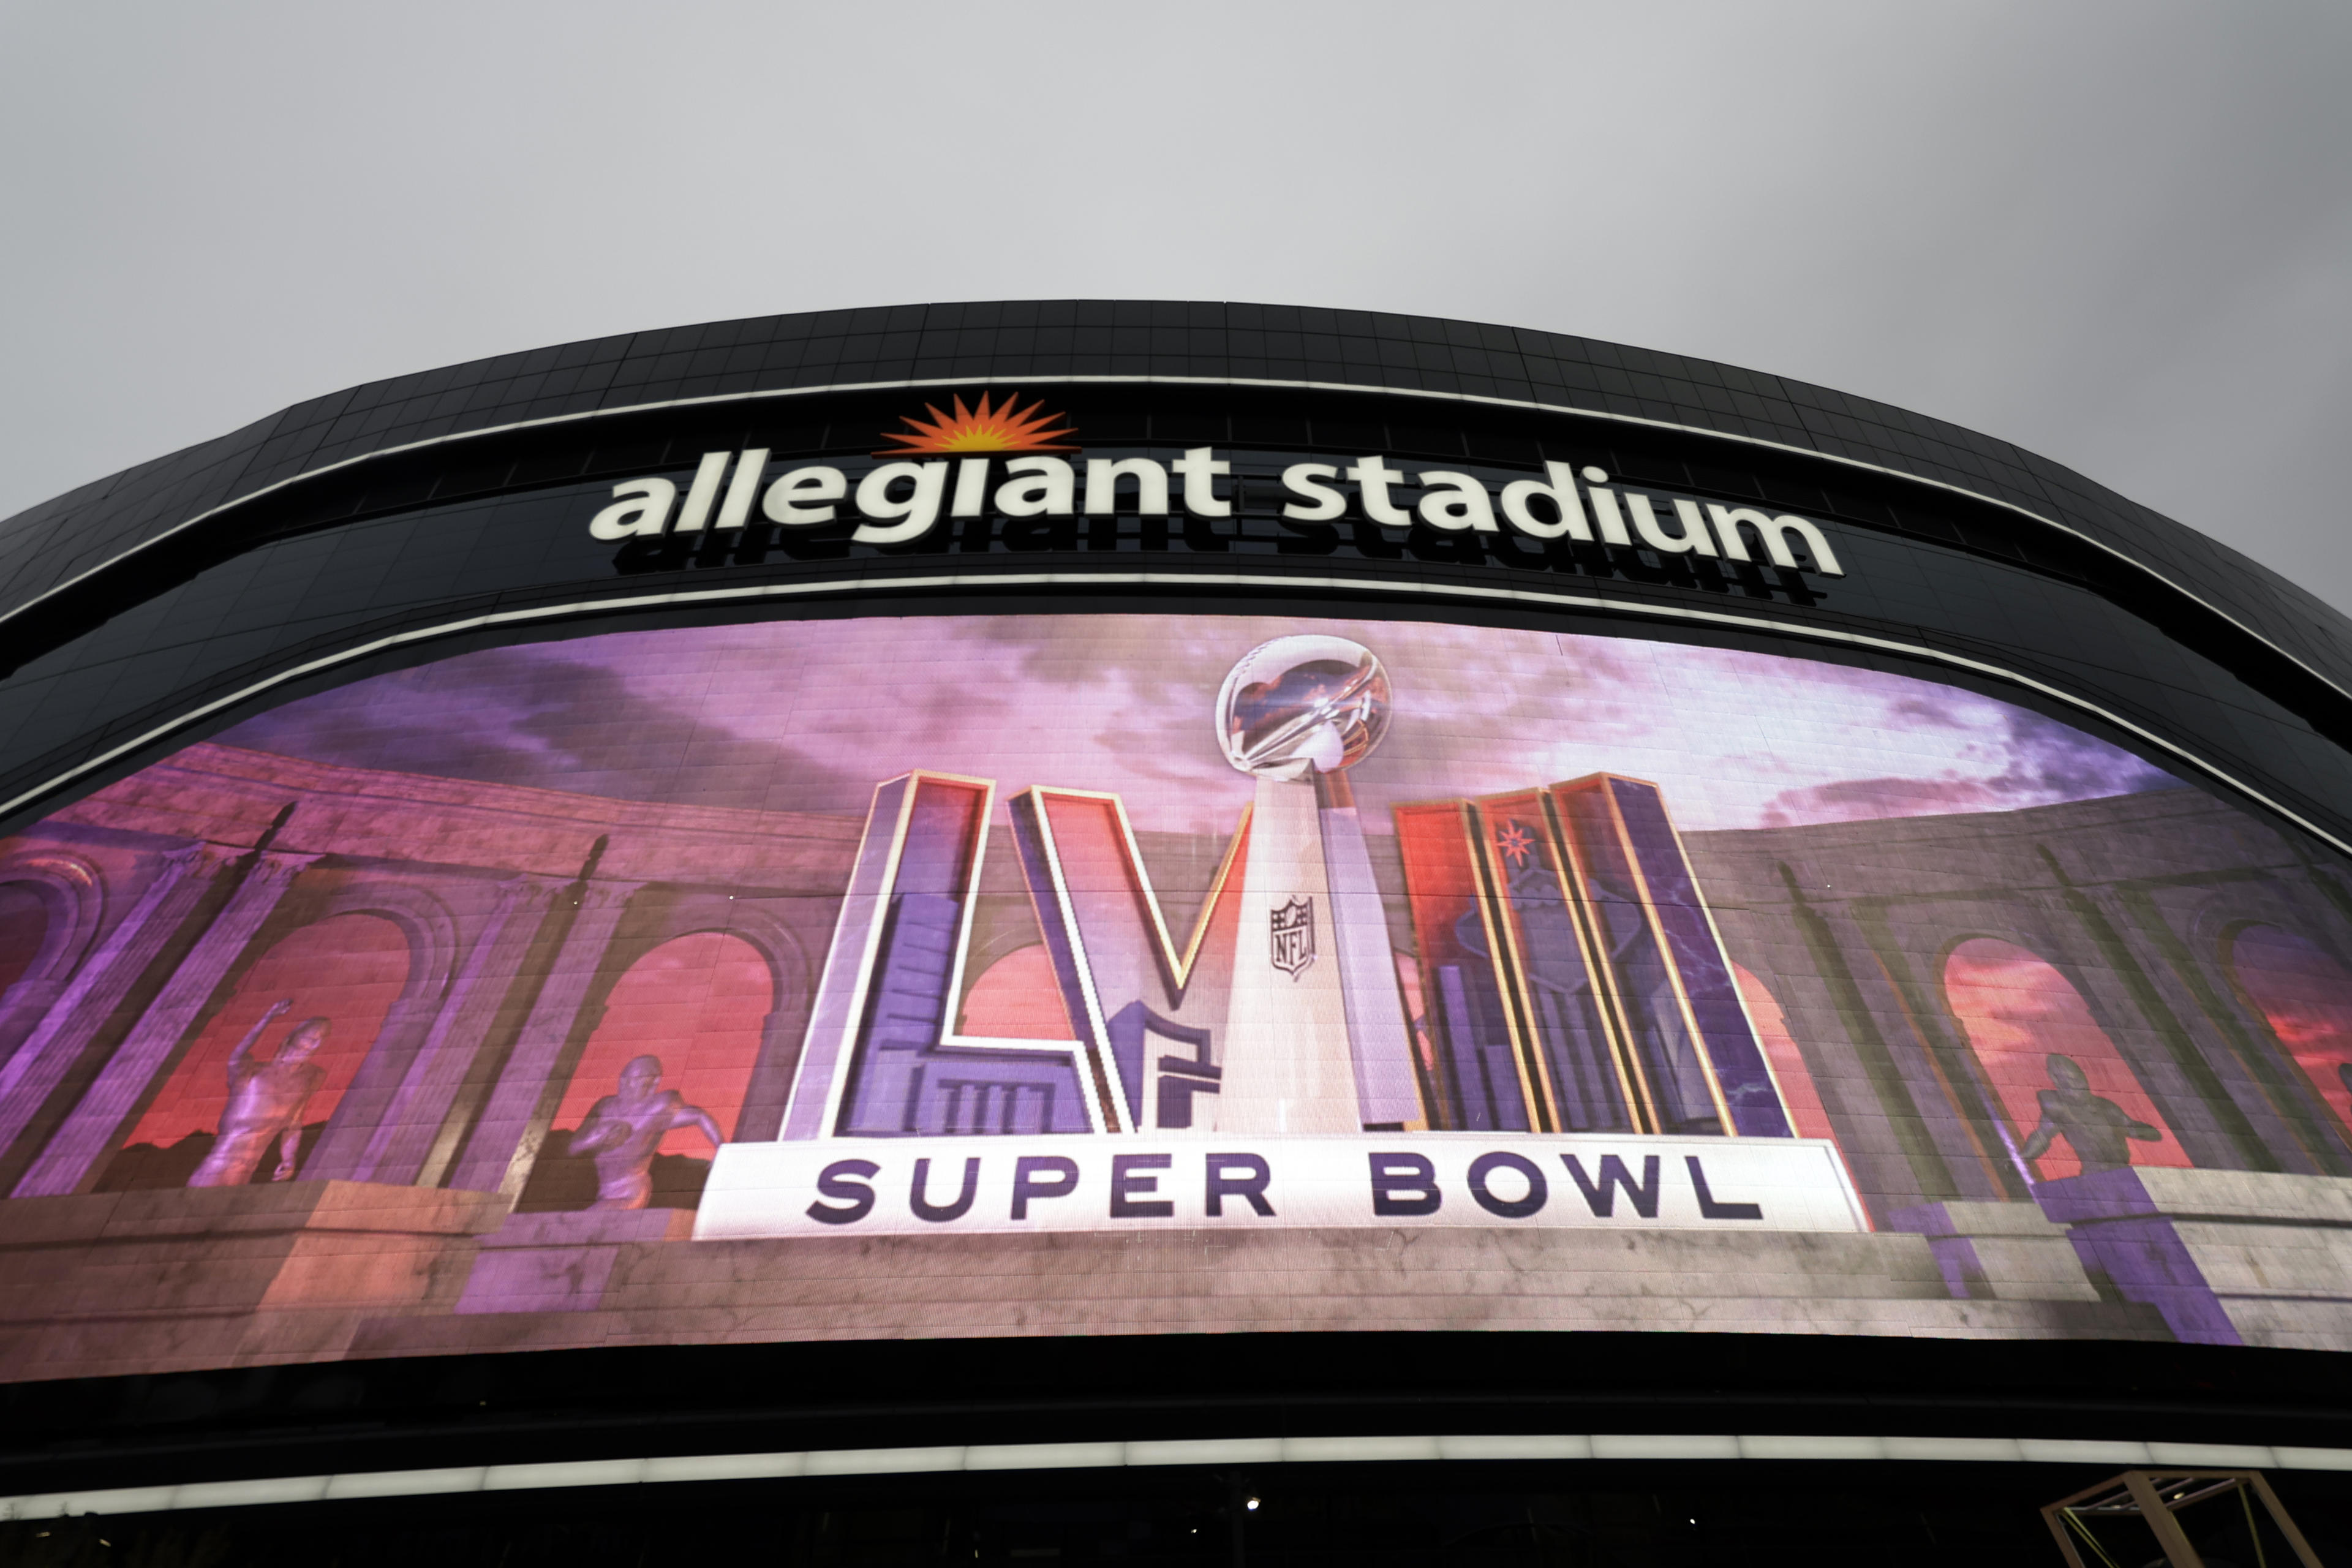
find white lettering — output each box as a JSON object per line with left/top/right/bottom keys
{"left": 951, "top": 458, "right": 990, "bottom": 518}
{"left": 1498, "top": 462, "right": 1593, "bottom": 541}
{"left": 1708, "top": 504, "right": 1845, "bottom": 577}
{"left": 1346, "top": 456, "right": 1412, "bottom": 527}
{"left": 1627, "top": 492, "right": 1719, "bottom": 556}
{"left": 1415, "top": 471, "right": 1498, "bottom": 533}
{"left": 854, "top": 461, "right": 949, "bottom": 544}
{"left": 761, "top": 466, "right": 846, "bottom": 525}
{"left": 997, "top": 456, "right": 1076, "bottom": 517}
{"left": 1085, "top": 457, "right": 1170, "bottom": 516}
{"left": 714, "top": 448, "right": 768, "bottom": 530}
{"left": 587, "top": 477, "right": 676, "bottom": 540}
{"left": 584, "top": 445, "right": 1846, "bottom": 581}
{"left": 1170, "top": 447, "right": 1231, "bottom": 518}
{"left": 673, "top": 450, "right": 733, "bottom": 533}
{"left": 1584, "top": 483, "right": 1634, "bottom": 547}
{"left": 1280, "top": 462, "right": 1346, "bottom": 521}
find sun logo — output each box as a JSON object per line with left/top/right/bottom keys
{"left": 1496, "top": 821, "right": 1536, "bottom": 869}
{"left": 873, "top": 392, "right": 1078, "bottom": 458}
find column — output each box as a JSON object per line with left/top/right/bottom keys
{"left": 1834, "top": 898, "right": 2020, "bottom": 1204}
{"left": 2056, "top": 878, "right": 2293, "bottom": 1172}
{"left": 340, "top": 876, "right": 559, "bottom": 1185}
{"left": 1764, "top": 865, "right": 1969, "bottom": 1213}
{"left": 0, "top": 841, "right": 241, "bottom": 1175}
{"left": 13, "top": 848, "right": 320, "bottom": 1197}
{"left": 0, "top": 858, "right": 100, "bottom": 1065}
{"left": 446, "top": 880, "right": 641, "bottom": 1197}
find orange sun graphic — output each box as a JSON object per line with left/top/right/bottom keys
{"left": 873, "top": 392, "right": 1077, "bottom": 458}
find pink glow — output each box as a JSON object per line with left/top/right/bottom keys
{"left": 0, "top": 883, "right": 45, "bottom": 1000}
{"left": 552, "top": 932, "right": 771, "bottom": 1156}
{"left": 2230, "top": 924, "right": 2352, "bottom": 1131}
{"left": 1943, "top": 938, "right": 2190, "bottom": 1182}
{"left": 127, "top": 913, "right": 407, "bottom": 1152}
{"left": 1733, "top": 964, "right": 1836, "bottom": 1143}
{"left": 957, "top": 946, "right": 1075, "bottom": 1039}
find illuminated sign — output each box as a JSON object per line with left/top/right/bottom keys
{"left": 2, "top": 609, "right": 2342, "bottom": 1380}
{"left": 696, "top": 1133, "right": 1864, "bottom": 1240}
{"left": 584, "top": 396, "right": 1847, "bottom": 575}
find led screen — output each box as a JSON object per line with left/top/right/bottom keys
{"left": 1, "top": 610, "right": 2349, "bottom": 1382}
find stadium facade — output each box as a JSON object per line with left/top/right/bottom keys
{"left": 1, "top": 301, "right": 2351, "bottom": 1563}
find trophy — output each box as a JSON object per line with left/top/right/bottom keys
{"left": 1214, "top": 635, "right": 1423, "bottom": 1133}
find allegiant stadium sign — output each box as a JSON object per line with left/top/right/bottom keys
{"left": 584, "top": 391, "right": 1847, "bottom": 578}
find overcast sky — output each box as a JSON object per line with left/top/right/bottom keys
{"left": 2, "top": 3, "right": 2346, "bottom": 606}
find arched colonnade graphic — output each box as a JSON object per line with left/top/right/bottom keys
{"left": 1, "top": 740, "right": 2351, "bottom": 1229}
{"left": 2226, "top": 922, "right": 2352, "bottom": 1131}
{"left": 1689, "top": 785, "right": 2352, "bottom": 1216}
{"left": 0, "top": 742, "right": 846, "bottom": 1208}
{"left": 1938, "top": 937, "right": 2192, "bottom": 1185}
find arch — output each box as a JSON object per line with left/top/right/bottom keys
{"left": 107, "top": 912, "right": 412, "bottom": 1186}
{"left": 593, "top": 889, "right": 819, "bottom": 1145}
{"left": 555, "top": 930, "right": 772, "bottom": 1148}
{"left": 1941, "top": 937, "right": 2192, "bottom": 1183}
{"left": 274, "top": 876, "right": 475, "bottom": 1180}
{"left": 522, "top": 930, "right": 772, "bottom": 1211}
{"left": 311, "top": 877, "right": 461, "bottom": 1008}
{"left": 0, "top": 883, "right": 50, "bottom": 1004}
{"left": 2225, "top": 922, "right": 2352, "bottom": 1134}
{"left": 0, "top": 852, "right": 105, "bottom": 1000}
{"left": 1730, "top": 963, "right": 1834, "bottom": 1143}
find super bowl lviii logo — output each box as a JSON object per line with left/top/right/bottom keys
{"left": 696, "top": 635, "right": 1866, "bottom": 1242}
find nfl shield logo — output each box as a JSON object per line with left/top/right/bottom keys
{"left": 1270, "top": 896, "right": 1316, "bottom": 979}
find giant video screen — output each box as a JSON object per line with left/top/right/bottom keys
{"left": 1, "top": 610, "right": 2349, "bottom": 1381}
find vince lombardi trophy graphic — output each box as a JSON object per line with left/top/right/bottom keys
{"left": 1214, "top": 636, "right": 1423, "bottom": 1133}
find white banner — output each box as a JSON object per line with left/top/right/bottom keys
{"left": 693, "top": 1133, "right": 1869, "bottom": 1240}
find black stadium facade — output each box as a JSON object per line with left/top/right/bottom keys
{"left": 2, "top": 301, "right": 2351, "bottom": 1564}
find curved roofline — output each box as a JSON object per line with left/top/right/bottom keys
{"left": 5, "top": 371, "right": 2348, "bottom": 715}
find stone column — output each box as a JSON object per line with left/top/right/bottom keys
{"left": 322, "top": 875, "right": 559, "bottom": 1186}
{"left": 0, "top": 856, "right": 101, "bottom": 1066}
{"left": 0, "top": 841, "right": 241, "bottom": 1175}
{"left": 1830, "top": 898, "right": 2021, "bottom": 1204}
{"left": 1762, "top": 870, "right": 1972, "bottom": 1214}
{"left": 447, "top": 880, "right": 641, "bottom": 1197}
{"left": 13, "top": 848, "right": 320, "bottom": 1197}
{"left": 2060, "top": 878, "right": 2307, "bottom": 1172}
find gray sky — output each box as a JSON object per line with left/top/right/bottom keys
{"left": 2, "top": 2, "right": 2346, "bottom": 606}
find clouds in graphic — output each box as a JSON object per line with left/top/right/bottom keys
{"left": 1754, "top": 709, "right": 2180, "bottom": 827}
{"left": 221, "top": 643, "right": 871, "bottom": 815}
{"left": 217, "top": 615, "right": 2185, "bottom": 835}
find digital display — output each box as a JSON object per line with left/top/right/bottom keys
{"left": 1, "top": 610, "right": 2346, "bottom": 1379}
